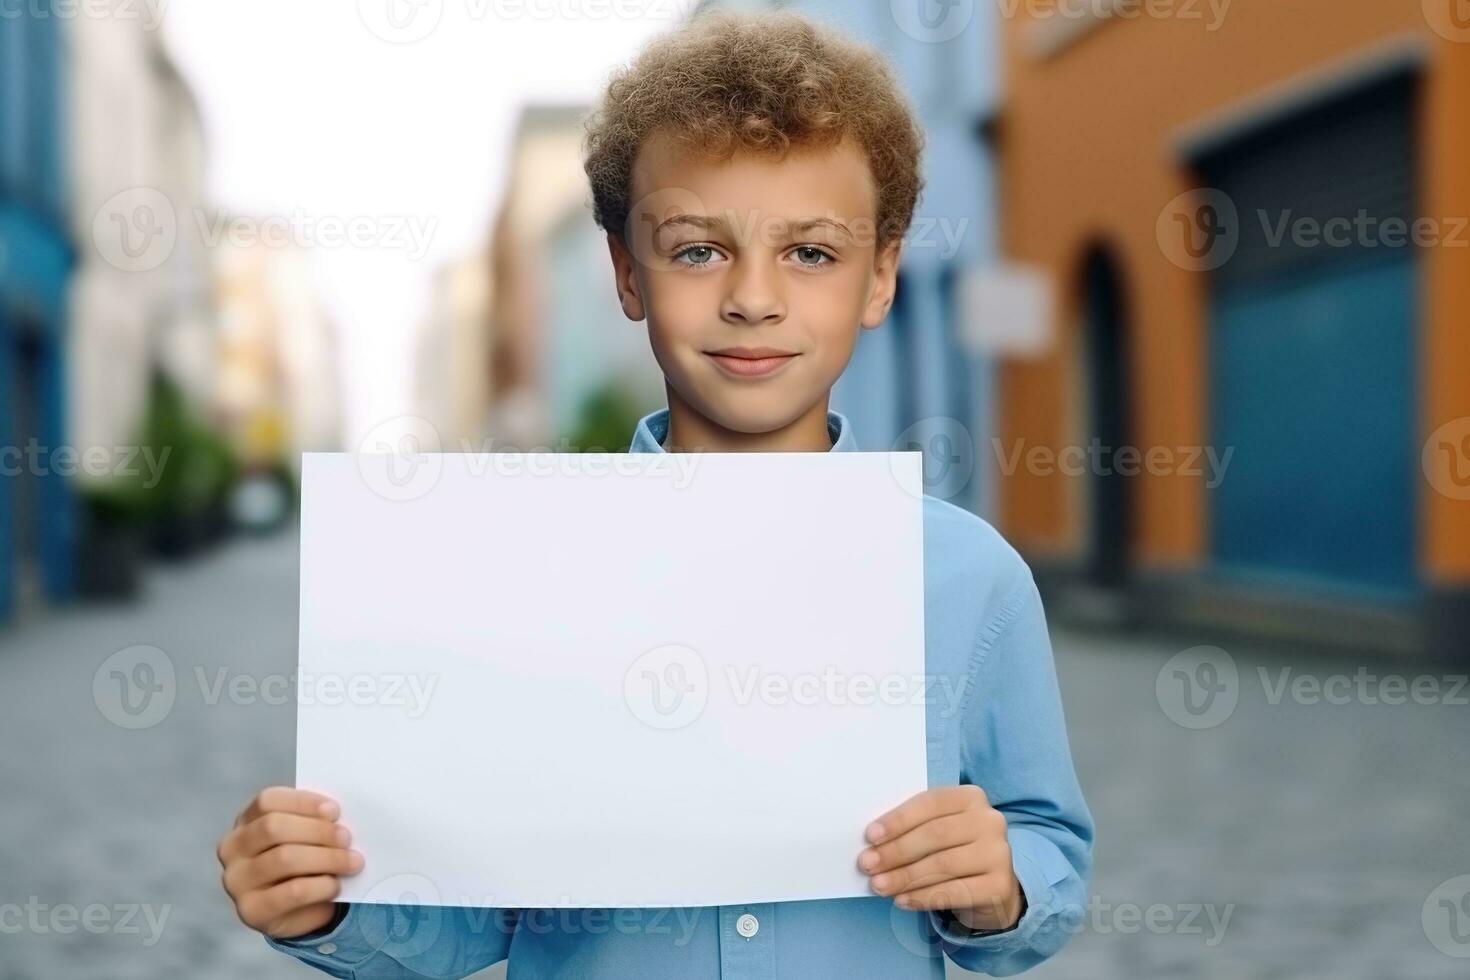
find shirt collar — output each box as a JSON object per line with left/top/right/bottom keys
{"left": 628, "top": 407, "right": 857, "bottom": 453}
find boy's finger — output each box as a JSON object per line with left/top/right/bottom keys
{"left": 865, "top": 785, "right": 985, "bottom": 846}
{"left": 866, "top": 840, "right": 987, "bottom": 896}
{"left": 892, "top": 873, "right": 993, "bottom": 913}
{"left": 237, "top": 876, "right": 342, "bottom": 932}
{"left": 240, "top": 787, "right": 340, "bottom": 826}
{"left": 225, "top": 812, "right": 351, "bottom": 862}
{"left": 267, "top": 902, "right": 341, "bottom": 941}
{"left": 858, "top": 811, "right": 974, "bottom": 873}
{"left": 231, "top": 845, "right": 364, "bottom": 894}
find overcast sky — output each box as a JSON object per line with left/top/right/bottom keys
{"left": 164, "top": 0, "right": 693, "bottom": 446}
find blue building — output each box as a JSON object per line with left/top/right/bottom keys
{"left": 0, "top": 6, "right": 77, "bottom": 618}
{"left": 694, "top": 0, "right": 1001, "bottom": 514}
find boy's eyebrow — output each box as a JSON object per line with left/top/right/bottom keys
{"left": 653, "top": 213, "right": 855, "bottom": 241}
{"left": 654, "top": 213, "right": 730, "bottom": 235}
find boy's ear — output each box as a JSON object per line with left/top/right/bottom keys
{"left": 606, "top": 232, "right": 647, "bottom": 322}
{"left": 860, "top": 239, "right": 902, "bottom": 330}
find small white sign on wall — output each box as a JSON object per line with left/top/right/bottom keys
{"left": 958, "top": 262, "right": 1055, "bottom": 358}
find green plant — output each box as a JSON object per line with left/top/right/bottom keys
{"left": 566, "top": 381, "right": 649, "bottom": 452}
{"left": 138, "top": 371, "right": 238, "bottom": 521}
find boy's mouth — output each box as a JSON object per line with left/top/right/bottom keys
{"left": 704, "top": 346, "right": 799, "bottom": 378}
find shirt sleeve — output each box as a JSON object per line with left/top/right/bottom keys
{"left": 265, "top": 902, "right": 519, "bottom": 979}
{"left": 930, "top": 575, "right": 1095, "bottom": 976}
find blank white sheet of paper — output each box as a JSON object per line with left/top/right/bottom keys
{"left": 295, "top": 449, "right": 928, "bottom": 910}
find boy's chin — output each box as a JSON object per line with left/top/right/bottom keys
{"left": 686, "top": 389, "right": 820, "bottom": 437}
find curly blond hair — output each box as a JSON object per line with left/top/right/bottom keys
{"left": 582, "top": 10, "right": 925, "bottom": 249}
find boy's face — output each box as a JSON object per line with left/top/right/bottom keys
{"left": 608, "top": 133, "right": 901, "bottom": 437}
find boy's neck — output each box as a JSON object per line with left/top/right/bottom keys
{"left": 662, "top": 387, "right": 834, "bottom": 453}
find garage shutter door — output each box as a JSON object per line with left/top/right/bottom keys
{"left": 1198, "top": 72, "right": 1419, "bottom": 597}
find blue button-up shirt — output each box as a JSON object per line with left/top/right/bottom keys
{"left": 269, "top": 408, "right": 1093, "bottom": 978}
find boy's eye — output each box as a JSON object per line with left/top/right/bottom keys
{"left": 791, "top": 246, "right": 835, "bottom": 268}
{"left": 673, "top": 244, "right": 721, "bottom": 267}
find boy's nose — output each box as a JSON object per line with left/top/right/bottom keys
{"left": 720, "top": 261, "right": 786, "bottom": 325}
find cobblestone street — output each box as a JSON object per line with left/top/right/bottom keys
{"left": 2, "top": 533, "right": 1466, "bottom": 979}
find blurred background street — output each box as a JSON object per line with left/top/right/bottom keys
{"left": 2, "top": 531, "right": 1467, "bottom": 978}
{"left": 3, "top": 0, "right": 1470, "bottom": 977}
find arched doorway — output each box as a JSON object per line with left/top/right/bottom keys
{"left": 1079, "top": 247, "right": 1133, "bottom": 588}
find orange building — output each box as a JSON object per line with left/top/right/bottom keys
{"left": 991, "top": 1, "right": 1470, "bottom": 656}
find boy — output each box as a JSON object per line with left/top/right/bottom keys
{"left": 218, "top": 11, "right": 1093, "bottom": 978}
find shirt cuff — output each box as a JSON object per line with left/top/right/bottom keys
{"left": 265, "top": 903, "right": 389, "bottom": 972}
{"left": 929, "top": 843, "right": 1051, "bottom": 952}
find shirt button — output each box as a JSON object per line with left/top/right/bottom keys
{"left": 316, "top": 943, "right": 338, "bottom": 955}
{"left": 735, "top": 913, "right": 759, "bottom": 938}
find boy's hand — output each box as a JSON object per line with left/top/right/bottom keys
{"left": 217, "top": 787, "right": 364, "bottom": 939}
{"left": 857, "top": 785, "right": 1024, "bottom": 932}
